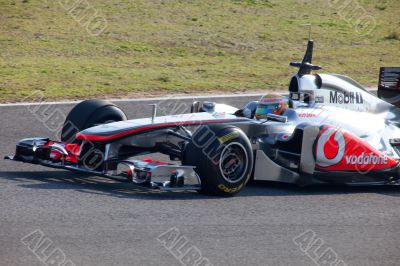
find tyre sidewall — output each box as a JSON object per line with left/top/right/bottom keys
{"left": 61, "top": 100, "right": 127, "bottom": 143}
{"left": 184, "top": 125, "right": 253, "bottom": 196}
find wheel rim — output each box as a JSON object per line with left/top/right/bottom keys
{"left": 219, "top": 142, "right": 248, "bottom": 183}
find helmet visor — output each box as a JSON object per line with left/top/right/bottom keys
{"left": 255, "top": 103, "right": 280, "bottom": 119}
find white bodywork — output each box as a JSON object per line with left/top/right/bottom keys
{"left": 289, "top": 106, "right": 400, "bottom": 158}
{"left": 289, "top": 72, "right": 400, "bottom": 159}
{"left": 292, "top": 73, "right": 393, "bottom": 113}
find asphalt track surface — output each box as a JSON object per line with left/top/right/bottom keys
{"left": 1, "top": 95, "right": 400, "bottom": 266}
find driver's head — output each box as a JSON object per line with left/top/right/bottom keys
{"left": 255, "top": 94, "right": 288, "bottom": 120}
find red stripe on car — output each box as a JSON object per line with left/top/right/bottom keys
{"left": 76, "top": 119, "right": 247, "bottom": 142}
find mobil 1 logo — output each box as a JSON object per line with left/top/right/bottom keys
{"left": 329, "top": 91, "right": 364, "bottom": 104}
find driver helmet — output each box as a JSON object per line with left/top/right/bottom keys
{"left": 255, "top": 94, "right": 288, "bottom": 120}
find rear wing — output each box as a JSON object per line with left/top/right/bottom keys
{"left": 378, "top": 67, "right": 400, "bottom": 106}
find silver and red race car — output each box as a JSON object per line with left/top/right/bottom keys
{"left": 5, "top": 41, "right": 400, "bottom": 196}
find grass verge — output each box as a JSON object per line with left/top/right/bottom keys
{"left": 0, "top": 0, "right": 399, "bottom": 102}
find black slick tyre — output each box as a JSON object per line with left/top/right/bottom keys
{"left": 183, "top": 124, "right": 253, "bottom": 196}
{"left": 61, "top": 99, "right": 127, "bottom": 143}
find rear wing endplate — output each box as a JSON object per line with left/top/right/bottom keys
{"left": 378, "top": 67, "right": 400, "bottom": 106}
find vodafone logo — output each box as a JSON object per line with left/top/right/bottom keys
{"left": 298, "top": 113, "right": 317, "bottom": 118}
{"left": 316, "top": 126, "right": 396, "bottom": 171}
{"left": 345, "top": 153, "right": 388, "bottom": 165}
{"left": 316, "top": 127, "right": 346, "bottom": 168}
{"left": 260, "top": 98, "right": 282, "bottom": 103}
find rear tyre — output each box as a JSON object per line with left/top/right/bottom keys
{"left": 183, "top": 124, "right": 253, "bottom": 196}
{"left": 61, "top": 99, "right": 127, "bottom": 143}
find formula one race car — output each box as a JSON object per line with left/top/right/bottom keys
{"left": 5, "top": 41, "right": 400, "bottom": 196}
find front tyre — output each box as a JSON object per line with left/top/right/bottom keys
{"left": 61, "top": 99, "right": 127, "bottom": 143}
{"left": 183, "top": 124, "right": 253, "bottom": 196}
